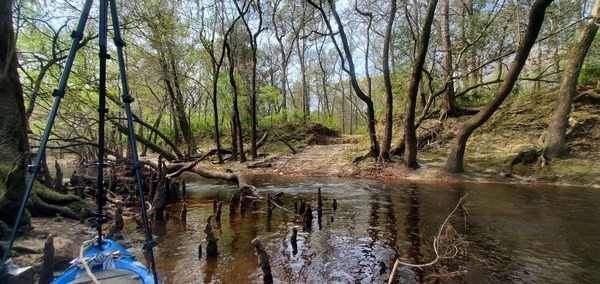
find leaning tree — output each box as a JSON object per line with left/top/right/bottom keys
{"left": 445, "top": 0, "right": 554, "bottom": 173}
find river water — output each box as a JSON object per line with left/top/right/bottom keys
{"left": 124, "top": 175, "right": 600, "bottom": 283}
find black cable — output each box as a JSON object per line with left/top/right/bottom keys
{"left": 96, "top": 0, "right": 108, "bottom": 250}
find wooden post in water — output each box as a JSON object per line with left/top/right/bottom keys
{"left": 252, "top": 238, "right": 273, "bottom": 284}
{"left": 333, "top": 199, "right": 337, "bottom": 211}
{"left": 213, "top": 199, "right": 218, "bottom": 213}
{"left": 205, "top": 215, "right": 218, "bottom": 257}
{"left": 39, "top": 234, "right": 54, "bottom": 284}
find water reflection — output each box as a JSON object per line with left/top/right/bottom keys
{"left": 121, "top": 177, "right": 600, "bottom": 283}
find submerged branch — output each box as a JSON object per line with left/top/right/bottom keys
{"left": 388, "top": 194, "right": 468, "bottom": 283}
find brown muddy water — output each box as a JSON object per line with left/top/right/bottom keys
{"left": 122, "top": 175, "right": 600, "bottom": 283}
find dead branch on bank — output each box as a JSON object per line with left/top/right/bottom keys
{"left": 388, "top": 194, "right": 468, "bottom": 284}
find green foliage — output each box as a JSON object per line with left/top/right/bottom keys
{"left": 353, "top": 126, "right": 367, "bottom": 135}
{"left": 459, "top": 90, "right": 492, "bottom": 107}
{"left": 321, "top": 114, "right": 339, "bottom": 131}
{"left": 580, "top": 36, "right": 600, "bottom": 85}
{"left": 261, "top": 112, "right": 288, "bottom": 128}
{"left": 579, "top": 63, "right": 600, "bottom": 85}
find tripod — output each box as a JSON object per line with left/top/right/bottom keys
{"left": 1, "top": 0, "right": 159, "bottom": 282}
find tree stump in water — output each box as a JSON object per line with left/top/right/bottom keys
{"left": 204, "top": 215, "right": 218, "bottom": 257}
{"left": 290, "top": 227, "right": 298, "bottom": 255}
{"left": 266, "top": 194, "right": 273, "bottom": 218}
{"left": 297, "top": 199, "right": 306, "bottom": 215}
{"left": 108, "top": 205, "right": 124, "bottom": 240}
{"left": 252, "top": 238, "right": 273, "bottom": 284}
{"left": 229, "top": 195, "right": 237, "bottom": 215}
{"left": 115, "top": 205, "right": 124, "bottom": 232}
{"left": 152, "top": 185, "right": 166, "bottom": 220}
{"left": 108, "top": 170, "right": 118, "bottom": 194}
{"left": 302, "top": 203, "right": 313, "bottom": 229}
{"left": 240, "top": 195, "right": 249, "bottom": 212}
{"left": 182, "top": 180, "right": 186, "bottom": 199}
{"left": 180, "top": 202, "right": 187, "bottom": 221}
{"left": 317, "top": 188, "right": 323, "bottom": 217}
{"left": 215, "top": 202, "right": 223, "bottom": 222}
{"left": 39, "top": 234, "right": 54, "bottom": 284}
{"left": 53, "top": 160, "right": 64, "bottom": 193}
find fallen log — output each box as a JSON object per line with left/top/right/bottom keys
{"left": 162, "top": 159, "right": 257, "bottom": 197}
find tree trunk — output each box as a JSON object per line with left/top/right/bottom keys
{"left": 307, "top": 0, "right": 380, "bottom": 157}
{"left": 439, "top": 0, "right": 460, "bottom": 120}
{"left": 542, "top": 0, "right": 599, "bottom": 159}
{"left": 168, "top": 50, "right": 196, "bottom": 153}
{"left": 227, "top": 43, "right": 246, "bottom": 163}
{"left": 404, "top": 0, "right": 438, "bottom": 169}
{"left": 236, "top": 1, "right": 264, "bottom": 161}
{"left": 0, "top": 0, "right": 31, "bottom": 230}
{"left": 378, "top": 0, "right": 397, "bottom": 164}
{"left": 0, "top": 0, "right": 29, "bottom": 182}
{"left": 297, "top": 37, "right": 310, "bottom": 120}
{"left": 446, "top": 0, "right": 553, "bottom": 173}
{"left": 110, "top": 120, "right": 178, "bottom": 161}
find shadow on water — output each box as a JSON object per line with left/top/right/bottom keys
{"left": 122, "top": 176, "right": 600, "bottom": 283}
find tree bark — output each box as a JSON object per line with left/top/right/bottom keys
{"left": 378, "top": 0, "right": 398, "bottom": 164}
{"left": 0, "top": 0, "right": 31, "bottom": 230}
{"left": 0, "top": 0, "right": 29, "bottom": 181}
{"left": 542, "top": 0, "right": 599, "bottom": 158}
{"left": 446, "top": 0, "right": 553, "bottom": 173}
{"left": 404, "top": 0, "right": 438, "bottom": 169}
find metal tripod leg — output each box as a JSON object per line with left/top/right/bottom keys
{"left": 0, "top": 0, "right": 95, "bottom": 274}
{"left": 108, "top": 0, "right": 159, "bottom": 282}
